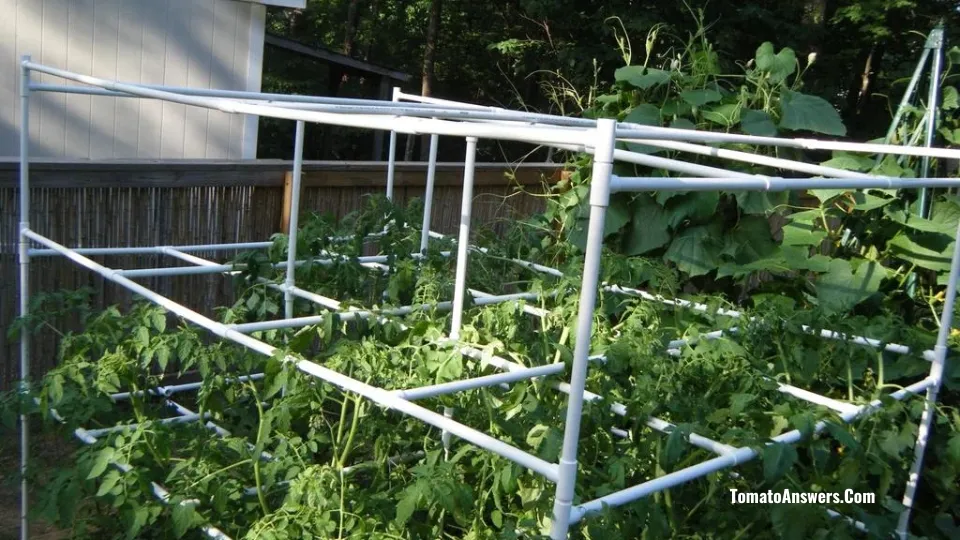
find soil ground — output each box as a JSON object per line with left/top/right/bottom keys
{"left": 0, "top": 427, "right": 74, "bottom": 540}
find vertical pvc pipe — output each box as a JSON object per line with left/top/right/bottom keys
{"left": 284, "top": 121, "right": 305, "bottom": 320}
{"left": 550, "top": 119, "right": 616, "bottom": 540}
{"left": 385, "top": 87, "right": 400, "bottom": 201}
{"left": 18, "top": 55, "right": 31, "bottom": 540}
{"left": 896, "top": 217, "right": 960, "bottom": 539}
{"left": 918, "top": 26, "right": 944, "bottom": 218}
{"left": 419, "top": 133, "right": 440, "bottom": 252}
{"left": 449, "top": 137, "right": 478, "bottom": 340}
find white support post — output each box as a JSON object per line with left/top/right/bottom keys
{"left": 284, "top": 121, "right": 306, "bottom": 320}
{"left": 420, "top": 133, "right": 440, "bottom": 252}
{"left": 918, "top": 23, "right": 945, "bottom": 217}
{"left": 385, "top": 87, "right": 401, "bottom": 200}
{"left": 449, "top": 137, "right": 478, "bottom": 341}
{"left": 445, "top": 136, "right": 477, "bottom": 456}
{"left": 18, "top": 55, "right": 30, "bottom": 540}
{"left": 896, "top": 216, "right": 960, "bottom": 538}
{"left": 550, "top": 118, "right": 616, "bottom": 540}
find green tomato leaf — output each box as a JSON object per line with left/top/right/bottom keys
{"left": 171, "top": 503, "right": 201, "bottom": 539}
{"left": 661, "top": 425, "right": 692, "bottom": 467}
{"left": 762, "top": 442, "right": 798, "bottom": 483}
{"left": 780, "top": 90, "right": 846, "bottom": 136}
{"left": 151, "top": 312, "right": 166, "bottom": 333}
{"left": 87, "top": 447, "right": 115, "bottom": 480}
{"left": 392, "top": 485, "right": 422, "bottom": 525}
{"left": 96, "top": 469, "right": 122, "bottom": 497}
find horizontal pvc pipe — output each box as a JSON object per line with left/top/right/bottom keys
{"left": 569, "top": 377, "right": 935, "bottom": 523}
{"left": 627, "top": 139, "right": 873, "bottom": 179}
{"left": 392, "top": 363, "right": 565, "bottom": 401}
{"left": 26, "top": 228, "right": 558, "bottom": 482}
{"left": 24, "top": 62, "right": 589, "bottom": 148}
{"left": 611, "top": 175, "right": 960, "bottom": 193}
{"left": 32, "top": 83, "right": 519, "bottom": 115}
{"left": 397, "top": 90, "right": 960, "bottom": 161}
{"left": 777, "top": 384, "right": 860, "bottom": 415}
{"left": 608, "top": 285, "right": 918, "bottom": 357}
{"left": 293, "top": 362, "right": 558, "bottom": 480}
{"left": 85, "top": 412, "right": 208, "bottom": 437}
{"left": 110, "top": 373, "right": 265, "bottom": 402}
{"left": 614, "top": 127, "right": 960, "bottom": 160}
{"left": 29, "top": 241, "right": 271, "bottom": 257}
{"left": 117, "top": 265, "right": 235, "bottom": 278}
{"left": 469, "top": 289, "right": 549, "bottom": 318}
{"left": 551, "top": 143, "right": 759, "bottom": 179}
{"left": 229, "top": 291, "right": 540, "bottom": 333}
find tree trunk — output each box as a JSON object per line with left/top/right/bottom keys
{"left": 362, "top": 0, "right": 380, "bottom": 62}
{"left": 801, "top": 0, "right": 828, "bottom": 55}
{"left": 340, "top": 0, "right": 363, "bottom": 87}
{"left": 343, "top": 0, "right": 362, "bottom": 58}
{"left": 844, "top": 44, "right": 885, "bottom": 122}
{"left": 419, "top": 0, "right": 442, "bottom": 160}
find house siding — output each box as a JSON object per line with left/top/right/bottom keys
{"left": 0, "top": 0, "right": 266, "bottom": 159}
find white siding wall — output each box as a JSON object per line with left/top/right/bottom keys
{"left": 0, "top": 0, "right": 266, "bottom": 159}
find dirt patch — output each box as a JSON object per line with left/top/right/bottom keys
{"left": 0, "top": 427, "right": 75, "bottom": 540}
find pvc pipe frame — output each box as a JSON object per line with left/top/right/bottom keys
{"left": 16, "top": 59, "right": 955, "bottom": 538}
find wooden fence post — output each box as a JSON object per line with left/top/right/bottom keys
{"left": 280, "top": 170, "right": 293, "bottom": 232}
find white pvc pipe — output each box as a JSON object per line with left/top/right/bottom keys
{"left": 386, "top": 87, "right": 400, "bottom": 200}
{"left": 392, "top": 363, "right": 564, "bottom": 401}
{"left": 24, "top": 62, "right": 590, "bottom": 149}
{"left": 420, "top": 133, "right": 440, "bottom": 252}
{"left": 449, "top": 137, "right": 478, "bottom": 340}
{"left": 626, "top": 138, "right": 873, "bottom": 179}
{"left": 29, "top": 241, "right": 272, "bottom": 257}
{"left": 285, "top": 121, "right": 306, "bottom": 320}
{"left": 85, "top": 412, "right": 209, "bottom": 437}
{"left": 110, "top": 373, "right": 265, "bottom": 402}
{"left": 551, "top": 119, "right": 617, "bottom": 540}
{"left": 897, "top": 216, "right": 960, "bottom": 537}
{"left": 18, "top": 55, "right": 31, "bottom": 540}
